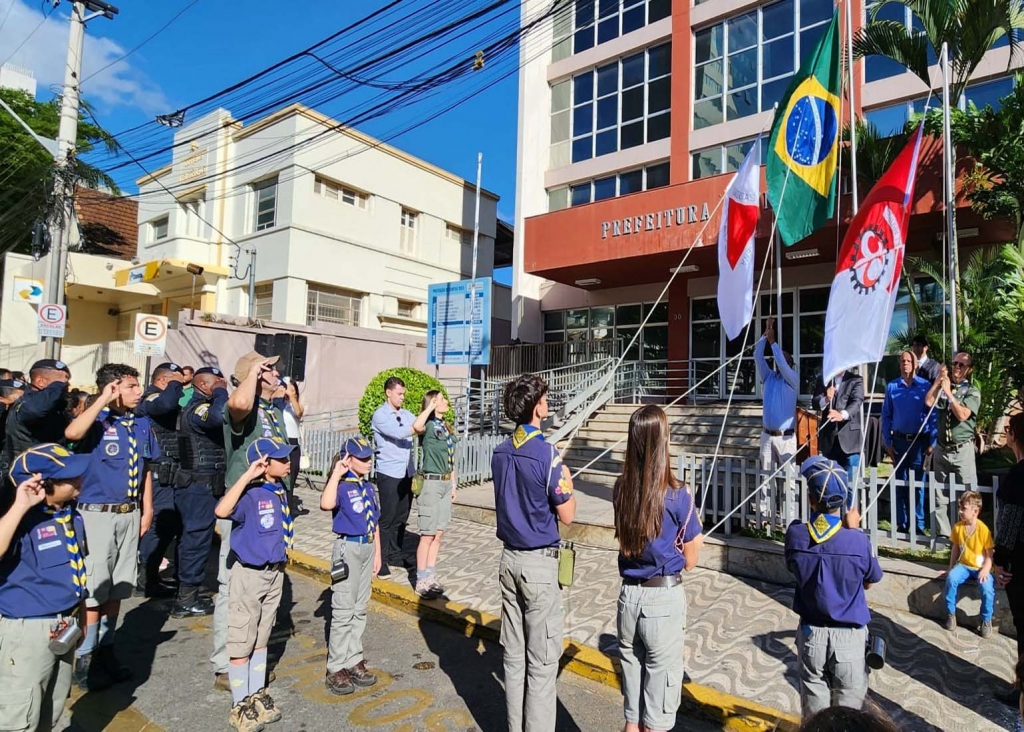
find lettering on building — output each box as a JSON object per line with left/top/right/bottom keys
{"left": 178, "top": 142, "right": 208, "bottom": 184}
{"left": 601, "top": 202, "right": 711, "bottom": 239}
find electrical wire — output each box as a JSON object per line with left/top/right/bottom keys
{"left": 0, "top": 0, "right": 53, "bottom": 68}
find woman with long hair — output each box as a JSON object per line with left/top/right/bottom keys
{"left": 414, "top": 390, "right": 457, "bottom": 598}
{"left": 613, "top": 404, "right": 703, "bottom": 732}
{"left": 994, "top": 411, "right": 1024, "bottom": 706}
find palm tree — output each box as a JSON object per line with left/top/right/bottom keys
{"left": 853, "top": 0, "right": 1024, "bottom": 105}
{"left": 841, "top": 117, "right": 915, "bottom": 191}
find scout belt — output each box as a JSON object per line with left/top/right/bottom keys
{"left": 504, "top": 545, "right": 559, "bottom": 559}
{"left": 422, "top": 472, "right": 452, "bottom": 480}
{"left": 78, "top": 501, "right": 139, "bottom": 514}
{"left": 764, "top": 429, "right": 795, "bottom": 437}
{"left": 622, "top": 573, "right": 684, "bottom": 588}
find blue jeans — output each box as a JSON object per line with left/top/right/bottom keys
{"left": 945, "top": 564, "right": 995, "bottom": 621}
{"left": 893, "top": 435, "right": 926, "bottom": 531}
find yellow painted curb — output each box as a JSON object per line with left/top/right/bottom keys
{"left": 289, "top": 549, "right": 799, "bottom": 731}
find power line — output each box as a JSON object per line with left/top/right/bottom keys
{"left": 0, "top": 0, "right": 54, "bottom": 68}
{"left": 0, "top": 0, "right": 16, "bottom": 38}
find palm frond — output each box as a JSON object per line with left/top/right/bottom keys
{"left": 853, "top": 21, "right": 932, "bottom": 89}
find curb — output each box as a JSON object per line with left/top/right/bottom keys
{"left": 288, "top": 549, "right": 799, "bottom": 732}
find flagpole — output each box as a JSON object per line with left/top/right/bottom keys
{"left": 941, "top": 42, "right": 959, "bottom": 353}
{"left": 845, "top": 0, "right": 859, "bottom": 215}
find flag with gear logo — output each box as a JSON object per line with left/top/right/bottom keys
{"left": 766, "top": 10, "right": 841, "bottom": 246}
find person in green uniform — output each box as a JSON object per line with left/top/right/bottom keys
{"left": 178, "top": 366, "right": 195, "bottom": 408}
{"left": 926, "top": 350, "right": 982, "bottom": 538}
{"left": 414, "top": 391, "right": 457, "bottom": 598}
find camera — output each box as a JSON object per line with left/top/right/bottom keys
{"left": 49, "top": 620, "right": 82, "bottom": 656}
{"left": 330, "top": 559, "right": 349, "bottom": 583}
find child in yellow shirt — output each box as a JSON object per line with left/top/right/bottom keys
{"left": 944, "top": 491, "right": 995, "bottom": 637}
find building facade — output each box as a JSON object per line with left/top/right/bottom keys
{"left": 513, "top": 0, "right": 1019, "bottom": 398}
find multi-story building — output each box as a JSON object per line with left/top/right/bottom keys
{"left": 513, "top": 0, "right": 1018, "bottom": 398}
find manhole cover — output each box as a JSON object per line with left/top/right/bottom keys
{"left": 413, "top": 661, "right": 435, "bottom": 671}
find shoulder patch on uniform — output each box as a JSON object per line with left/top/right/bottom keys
{"left": 145, "top": 393, "right": 160, "bottom": 402}
{"left": 196, "top": 404, "right": 210, "bottom": 420}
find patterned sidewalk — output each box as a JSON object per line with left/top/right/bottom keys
{"left": 291, "top": 480, "right": 1019, "bottom": 731}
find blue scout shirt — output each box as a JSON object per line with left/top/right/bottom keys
{"left": 0, "top": 508, "right": 86, "bottom": 617}
{"left": 230, "top": 481, "right": 289, "bottom": 567}
{"left": 491, "top": 425, "right": 572, "bottom": 550}
{"left": 331, "top": 471, "right": 380, "bottom": 538}
{"left": 77, "top": 411, "right": 160, "bottom": 503}
{"left": 618, "top": 486, "right": 703, "bottom": 581}
{"left": 880, "top": 376, "right": 937, "bottom": 448}
{"left": 784, "top": 517, "right": 883, "bottom": 628}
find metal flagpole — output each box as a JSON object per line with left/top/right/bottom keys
{"left": 845, "top": 0, "right": 860, "bottom": 212}
{"left": 941, "top": 42, "right": 959, "bottom": 353}
{"left": 464, "top": 152, "right": 483, "bottom": 444}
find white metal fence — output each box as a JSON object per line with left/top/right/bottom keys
{"left": 680, "top": 452, "right": 1000, "bottom": 555}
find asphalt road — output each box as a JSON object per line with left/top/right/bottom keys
{"left": 53, "top": 568, "right": 721, "bottom": 732}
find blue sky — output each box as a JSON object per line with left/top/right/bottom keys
{"left": 0, "top": 0, "right": 518, "bottom": 281}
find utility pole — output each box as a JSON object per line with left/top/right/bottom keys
{"left": 44, "top": 0, "right": 119, "bottom": 360}
{"left": 247, "top": 247, "right": 257, "bottom": 319}
{"left": 463, "top": 152, "right": 482, "bottom": 443}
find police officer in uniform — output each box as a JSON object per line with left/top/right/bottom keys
{"left": 0, "top": 378, "right": 26, "bottom": 471}
{"left": 173, "top": 366, "right": 230, "bottom": 618}
{"left": 491, "top": 374, "right": 576, "bottom": 732}
{"left": 136, "top": 362, "right": 187, "bottom": 598}
{"left": 2, "top": 360, "right": 71, "bottom": 508}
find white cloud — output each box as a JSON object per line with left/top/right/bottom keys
{"left": 0, "top": 0, "right": 167, "bottom": 114}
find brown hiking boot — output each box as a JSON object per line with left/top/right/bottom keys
{"left": 250, "top": 688, "right": 282, "bottom": 724}
{"left": 348, "top": 660, "right": 377, "bottom": 688}
{"left": 229, "top": 698, "right": 265, "bottom": 732}
{"left": 325, "top": 668, "right": 354, "bottom": 696}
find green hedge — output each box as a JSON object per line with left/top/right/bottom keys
{"left": 358, "top": 367, "right": 455, "bottom": 440}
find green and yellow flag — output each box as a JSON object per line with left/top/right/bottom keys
{"left": 766, "top": 10, "right": 841, "bottom": 246}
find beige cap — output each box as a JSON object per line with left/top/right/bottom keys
{"left": 233, "top": 351, "right": 280, "bottom": 382}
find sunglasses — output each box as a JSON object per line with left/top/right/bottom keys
{"left": 395, "top": 415, "right": 403, "bottom": 426}
{"left": 952, "top": 361, "right": 970, "bottom": 368}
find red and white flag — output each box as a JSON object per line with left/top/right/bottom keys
{"left": 717, "top": 138, "right": 761, "bottom": 341}
{"left": 823, "top": 124, "right": 924, "bottom": 381}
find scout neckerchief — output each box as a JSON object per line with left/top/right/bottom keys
{"left": 807, "top": 512, "right": 843, "bottom": 544}
{"left": 344, "top": 472, "right": 376, "bottom": 537}
{"left": 41, "top": 504, "right": 87, "bottom": 596}
{"left": 116, "top": 412, "right": 141, "bottom": 501}
{"left": 512, "top": 424, "right": 542, "bottom": 449}
{"left": 433, "top": 419, "right": 455, "bottom": 471}
{"left": 259, "top": 398, "right": 286, "bottom": 442}
{"left": 269, "top": 482, "right": 294, "bottom": 550}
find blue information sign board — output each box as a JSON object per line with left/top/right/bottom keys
{"left": 427, "top": 277, "right": 492, "bottom": 366}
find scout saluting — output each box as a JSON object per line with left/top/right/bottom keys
{"left": 320, "top": 437, "right": 381, "bottom": 696}
{"left": 215, "top": 437, "right": 295, "bottom": 731}
{"left": 0, "top": 444, "right": 91, "bottom": 732}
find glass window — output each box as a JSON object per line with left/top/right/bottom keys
{"left": 566, "top": 309, "right": 589, "bottom": 329}
{"left": 617, "top": 303, "right": 643, "bottom": 325}
{"left": 544, "top": 310, "right": 565, "bottom": 331}
{"left": 965, "top": 76, "right": 1015, "bottom": 110}
{"left": 253, "top": 282, "right": 274, "bottom": 321}
{"left": 645, "top": 301, "right": 669, "bottom": 322}
{"left": 646, "top": 162, "right": 670, "bottom": 189}
{"left": 619, "top": 169, "right": 643, "bottom": 194}
{"left": 594, "top": 176, "right": 617, "bottom": 200}
{"left": 548, "top": 186, "right": 569, "bottom": 212}
{"left": 151, "top": 216, "right": 168, "bottom": 241}
{"left": 693, "top": 148, "right": 723, "bottom": 179}
{"left": 691, "top": 321, "right": 721, "bottom": 358}
{"left": 571, "top": 183, "right": 592, "bottom": 206}
{"left": 643, "top": 325, "right": 668, "bottom": 361}
{"left": 570, "top": 0, "right": 670, "bottom": 54}
{"left": 800, "top": 287, "right": 830, "bottom": 313}
{"left": 253, "top": 177, "right": 277, "bottom": 232}
{"left": 400, "top": 208, "right": 417, "bottom": 253}
{"left": 864, "top": 103, "right": 909, "bottom": 137}
{"left": 307, "top": 284, "right": 362, "bottom": 327}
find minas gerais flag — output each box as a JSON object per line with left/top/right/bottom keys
{"left": 766, "top": 10, "right": 842, "bottom": 247}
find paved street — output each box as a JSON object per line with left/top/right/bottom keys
{"left": 53, "top": 568, "right": 722, "bottom": 732}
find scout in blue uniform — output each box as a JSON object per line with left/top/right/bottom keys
{"left": 491, "top": 374, "right": 576, "bottom": 732}
{"left": 613, "top": 405, "right": 705, "bottom": 732}
{"left": 320, "top": 437, "right": 381, "bottom": 696}
{"left": 64, "top": 363, "right": 160, "bottom": 692}
{"left": 172, "top": 366, "right": 230, "bottom": 618}
{"left": 784, "top": 457, "right": 883, "bottom": 718}
{"left": 0, "top": 444, "right": 91, "bottom": 732}
{"left": 214, "top": 437, "right": 294, "bottom": 732}
{"left": 135, "top": 362, "right": 186, "bottom": 599}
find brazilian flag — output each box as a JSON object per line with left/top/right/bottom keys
{"left": 766, "top": 10, "right": 841, "bottom": 246}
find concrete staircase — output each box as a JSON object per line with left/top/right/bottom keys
{"left": 557, "top": 402, "right": 763, "bottom": 486}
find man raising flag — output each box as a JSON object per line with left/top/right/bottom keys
{"left": 823, "top": 124, "right": 925, "bottom": 381}
{"left": 717, "top": 138, "right": 761, "bottom": 340}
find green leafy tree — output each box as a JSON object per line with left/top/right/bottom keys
{"left": 0, "top": 88, "right": 119, "bottom": 256}
{"left": 358, "top": 367, "right": 454, "bottom": 440}
{"left": 852, "top": 0, "right": 1024, "bottom": 106}
{"left": 841, "top": 118, "right": 916, "bottom": 191}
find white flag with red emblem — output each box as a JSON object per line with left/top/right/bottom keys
{"left": 717, "top": 138, "right": 761, "bottom": 341}
{"left": 823, "top": 124, "right": 924, "bottom": 381}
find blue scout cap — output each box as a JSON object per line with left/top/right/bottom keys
{"left": 9, "top": 443, "right": 91, "bottom": 485}
{"left": 30, "top": 359, "right": 70, "bottom": 374}
{"left": 194, "top": 366, "right": 223, "bottom": 377}
{"left": 343, "top": 437, "right": 374, "bottom": 461}
{"left": 246, "top": 438, "right": 295, "bottom": 465}
{"left": 801, "top": 456, "right": 849, "bottom": 510}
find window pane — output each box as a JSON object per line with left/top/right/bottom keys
{"left": 571, "top": 184, "right": 592, "bottom": 206}
{"left": 599, "top": 0, "right": 617, "bottom": 16}
{"left": 572, "top": 137, "right": 593, "bottom": 162}
{"left": 622, "top": 4, "right": 645, "bottom": 33}
{"left": 695, "top": 26, "right": 724, "bottom": 64}
{"left": 692, "top": 321, "right": 721, "bottom": 358}
{"left": 692, "top": 149, "right": 722, "bottom": 179}
{"left": 597, "top": 63, "right": 618, "bottom": 96}
{"left": 544, "top": 330, "right": 564, "bottom": 343}
{"left": 648, "top": 0, "right": 671, "bottom": 22}
{"left": 865, "top": 55, "right": 904, "bottom": 83}
{"left": 647, "top": 112, "right": 670, "bottom": 142}
{"left": 596, "top": 96, "right": 617, "bottom": 129}
{"left": 622, "top": 52, "right": 645, "bottom": 87}
{"left": 763, "top": 36, "right": 794, "bottom": 79}
{"left": 800, "top": 287, "right": 830, "bottom": 312}
{"left": 727, "top": 88, "right": 758, "bottom": 119}
{"left": 801, "top": 0, "right": 832, "bottom": 27}
{"left": 548, "top": 186, "right": 568, "bottom": 211}
{"left": 644, "top": 302, "right": 668, "bottom": 322}
{"left": 799, "top": 24, "right": 827, "bottom": 60}
{"left": 551, "top": 109, "right": 570, "bottom": 143}
{"left": 618, "top": 327, "right": 641, "bottom": 361}
{"left": 694, "top": 59, "right": 723, "bottom": 99}
{"left": 646, "top": 162, "right": 670, "bottom": 188}
{"left": 596, "top": 129, "right": 618, "bottom": 155}
{"left": 592, "top": 306, "right": 615, "bottom": 328}
{"left": 727, "top": 12, "right": 757, "bottom": 50}
{"left": 725, "top": 322, "right": 754, "bottom": 355}
{"left": 965, "top": 76, "right": 1014, "bottom": 110}
{"left": 762, "top": 0, "right": 794, "bottom": 40}
{"left": 648, "top": 77, "right": 671, "bottom": 113}
{"left": 759, "top": 291, "right": 794, "bottom": 315}
{"left": 619, "top": 169, "right": 643, "bottom": 194}
{"left": 574, "top": 74, "right": 594, "bottom": 104}
{"left": 691, "top": 298, "right": 718, "bottom": 320}
{"left": 728, "top": 48, "right": 758, "bottom": 89}
{"left": 574, "top": 27, "right": 595, "bottom": 53}
{"left": 567, "top": 308, "right": 589, "bottom": 328}
{"left": 551, "top": 80, "right": 570, "bottom": 112}
{"left": 622, "top": 86, "right": 644, "bottom": 121}
{"left": 617, "top": 303, "right": 642, "bottom": 325}
{"left": 598, "top": 17, "right": 619, "bottom": 43}
{"left": 761, "top": 77, "right": 791, "bottom": 112}
{"left": 643, "top": 325, "right": 668, "bottom": 360}
{"left": 800, "top": 313, "right": 826, "bottom": 354}
{"left": 864, "top": 103, "right": 908, "bottom": 137}
{"left": 594, "top": 176, "right": 617, "bottom": 200}
{"left": 800, "top": 357, "right": 824, "bottom": 395}
{"left": 648, "top": 43, "right": 672, "bottom": 78}
{"left": 621, "top": 120, "right": 644, "bottom": 149}
{"left": 575, "top": 0, "right": 595, "bottom": 27}
{"left": 693, "top": 97, "right": 723, "bottom": 128}
{"left": 573, "top": 103, "right": 594, "bottom": 135}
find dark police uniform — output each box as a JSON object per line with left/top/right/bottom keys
{"left": 0, "top": 443, "right": 91, "bottom": 732}
{"left": 136, "top": 366, "right": 186, "bottom": 594}
{"left": 326, "top": 438, "right": 380, "bottom": 685}
{"left": 174, "top": 368, "right": 230, "bottom": 616}
{"left": 616, "top": 486, "right": 703, "bottom": 731}
{"left": 0, "top": 379, "right": 26, "bottom": 478}
{"left": 784, "top": 457, "right": 883, "bottom": 719}
{"left": 491, "top": 424, "right": 572, "bottom": 732}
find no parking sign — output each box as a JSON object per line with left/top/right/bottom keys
{"left": 37, "top": 304, "right": 66, "bottom": 338}
{"left": 133, "top": 314, "right": 168, "bottom": 356}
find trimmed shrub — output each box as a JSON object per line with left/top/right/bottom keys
{"left": 358, "top": 367, "right": 455, "bottom": 440}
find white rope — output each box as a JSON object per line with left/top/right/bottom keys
{"left": 862, "top": 401, "right": 937, "bottom": 516}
